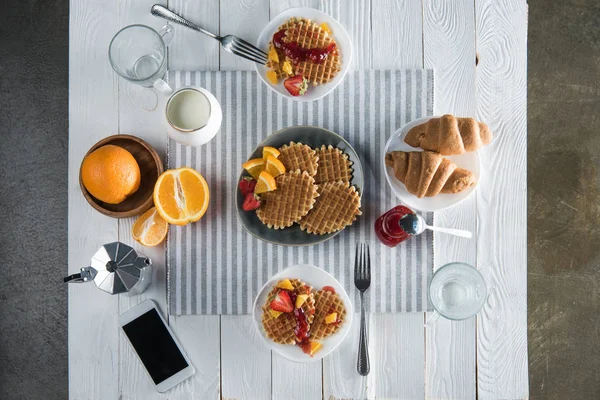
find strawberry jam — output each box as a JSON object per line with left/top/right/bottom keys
{"left": 322, "top": 286, "right": 336, "bottom": 294}
{"left": 272, "top": 29, "right": 336, "bottom": 64}
{"left": 374, "top": 205, "right": 414, "bottom": 247}
{"left": 286, "top": 290, "right": 310, "bottom": 342}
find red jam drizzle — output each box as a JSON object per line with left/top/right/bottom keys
{"left": 285, "top": 290, "right": 311, "bottom": 343}
{"left": 374, "top": 205, "right": 414, "bottom": 247}
{"left": 272, "top": 29, "right": 337, "bottom": 65}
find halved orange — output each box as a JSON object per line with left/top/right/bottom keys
{"left": 262, "top": 146, "right": 280, "bottom": 160}
{"left": 242, "top": 158, "right": 265, "bottom": 179}
{"left": 153, "top": 167, "right": 210, "bottom": 226}
{"left": 132, "top": 207, "right": 168, "bottom": 247}
{"left": 254, "top": 171, "right": 277, "bottom": 194}
{"left": 265, "top": 155, "right": 286, "bottom": 178}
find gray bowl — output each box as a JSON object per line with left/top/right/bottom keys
{"left": 236, "top": 126, "right": 364, "bottom": 246}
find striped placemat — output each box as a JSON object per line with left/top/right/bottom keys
{"left": 166, "top": 70, "right": 434, "bottom": 315}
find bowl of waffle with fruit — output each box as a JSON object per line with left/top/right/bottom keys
{"left": 255, "top": 7, "right": 352, "bottom": 101}
{"left": 252, "top": 264, "right": 353, "bottom": 362}
{"left": 235, "top": 126, "right": 363, "bottom": 246}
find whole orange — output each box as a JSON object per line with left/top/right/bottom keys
{"left": 81, "top": 144, "right": 141, "bottom": 204}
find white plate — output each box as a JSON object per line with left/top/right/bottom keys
{"left": 383, "top": 116, "right": 481, "bottom": 212}
{"left": 255, "top": 7, "right": 353, "bottom": 102}
{"left": 252, "top": 264, "right": 353, "bottom": 363}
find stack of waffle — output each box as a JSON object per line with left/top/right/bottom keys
{"left": 256, "top": 141, "right": 361, "bottom": 234}
{"left": 267, "top": 17, "right": 342, "bottom": 86}
{"left": 262, "top": 278, "right": 347, "bottom": 352}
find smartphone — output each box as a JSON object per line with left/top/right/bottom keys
{"left": 119, "top": 300, "right": 194, "bottom": 392}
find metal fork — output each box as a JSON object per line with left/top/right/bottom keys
{"left": 151, "top": 5, "right": 268, "bottom": 65}
{"left": 354, "top": 242, "right": 371, "bottom": 376}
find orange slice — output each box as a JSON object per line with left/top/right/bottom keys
{"left": 268, "top": 47, "right": 279, "bottom": 63}
{"left": 153, "top": 167, "right": 210, "bottom": 226}
{"left": 265, "top": 155, "right": 286, "bottom": 178}
{"left": 132, "top": 207, "right": 168, "bottom": 247}
{"left": 242, "top": 158, "right": 265, "bottom": 179}
{"left": 262, "top": 146, "right": 280, "bottom": 160}
{"left": 282, "top": 61, "right": 293, "bottom": 76}
{"left": 266, "top": 70, "right": 278, "bottom": 84}
{"left": 254, "top": 171, "right": 277, "bottom": 194}
{"left": 320, "top": 22, "right": 332, "bottom": 34}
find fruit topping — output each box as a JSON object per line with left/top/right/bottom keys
{"left": 322, "top": 286, "right": 336, "bottom": 293}
{"left": 265, "top": 155, "right": 286, "bottom": 178}
{"left": 320, "top": 22, "right": 332, "bottom": 34}
{"left": 299, "top": 340, "right": 322, "bottom": 356}
{"left": 268, "top": 46, "right": 279, "bottom": 63}
{"left": 270, "top": 290, "right": 293, "bottom": 313}
{"left": 268, "top": 309, "right": 283, "bottom": 319}
{"left": 275, "top": 278, "right": 294, "bottom": 291}
{"left": 238, "top": 177, "right": 257, "bottom": 197}
{"left": 282, "top": 61, "right": 293, "bottom": 76}
{"left": 325, "top": 312, "right": 338, "bottom": 324}
{"left": 242, "top": 193, "right": 261, "bottom": 212}
{"left": 266, "top": 70, "right": 279, "bottom": 84}
{"left": 262, "top": 146, "right": 280, "bottom": 160}
{"left": 284, "top": 75, "right": 308, "bottom": 97}
{"left": 242, "top": 158, "right": 265, "bottom": 179}
{"left": 295, "top": 294, "right": 309, "bottom": 309}
{"left": 254, "top": 171, "right": 277, "bottom": 194}
{"left": 272, "top": 28, "right": 336, "bottom": 65}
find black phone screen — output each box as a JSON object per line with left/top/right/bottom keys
{"left": 122, "top": 308, "right": 189, "bottom": 384}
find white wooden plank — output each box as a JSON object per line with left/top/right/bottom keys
{"left": 272, "top": 354, "right": 322, "bottom": 399}
{"left": 475, "top": 0, "right": 529, "bottom": 398}
{"left": 323, "top": 314, "right": 373, "bottom": 399}
{"left": 219, "top": 0, "right": 271, "bottom": 71}
{"left": 320, "top": 0, "right": 372, "bottom": 70}
{"left": 372, "top": 0, "right": 423, "bottom": 69}
{"left": 68, "top": 0, "right": 120, "bottom": 399}
{"left": 270, "top": 0, "right": 318, "bottom": 17}
{"left": 220, "top": 316, "right": 272, "bottom": 399}
{"left": 423, "top": 0, "right": 478, "bottom": 399}
{"left": 168, "top": 0, "right": 220, "bottom": 71}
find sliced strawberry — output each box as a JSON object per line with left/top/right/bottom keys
{"left": 270, "top": 290, "right": 293, "bottom": 313}
{"left": 322, "top": 286, "right": 336, "bottom": 294}
{"left": 239, "top": 177, "right": 257, "bottom": 197}
{"left": 284, "top": 75, "right": 308, "bottom": 96}
{"left": 242, "top": 193, "right": 260, "bottom": 211}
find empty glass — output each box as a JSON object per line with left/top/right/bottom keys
{"left": 426, "top": 262, "right": 487, "bottom": 326}
{"left": 109, "top": 24, "right": 173, "bottom": 94}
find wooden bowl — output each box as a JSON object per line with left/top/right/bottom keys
{"left": 79, "top": 135, "right": 164, "bottom": 218}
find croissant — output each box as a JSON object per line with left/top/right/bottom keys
{"left": 404, "top": 114, "right": 493, "bottom": 155}
{"left": 385, "top": 151, "right": 476, "bottom": 198}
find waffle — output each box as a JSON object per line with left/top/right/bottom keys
{"left": 268, "top": 17, "right": 341, "bottom": 85}
{"left": 256, "top": 170, "right": 318, "bottom": 229}
{"left": 314, "top": 145, "right": 353, "bottom": 184}
{"left": 261, "top": 279, "right": 315, "bottom": 345}
{"left": 299, "top": 181, "right": 361, "bottom": 235}
{"left": 310, "top": 289, "right": 346, "bottom": 340}
{"left": 278, "top": 142, "right": 319, "bottom": 177}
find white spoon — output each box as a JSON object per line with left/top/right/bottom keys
{"left": 400, "top": 213, "right": 472, "bottom": 239}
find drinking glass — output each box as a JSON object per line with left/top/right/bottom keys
{"left": 426, "top": 262, "right": 487, "bottom": 326}
{"left": 109, "top": 24, "right": 173, "bottom": 94}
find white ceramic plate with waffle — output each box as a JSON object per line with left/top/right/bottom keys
{"left": 384, "top": 115, "right": 481, "bottom": 212}
{"left": 252, "top": 264, "right": 353, "bottom": 362}
{"left": 255, "top": 7, "right": 352, "bottom": 101}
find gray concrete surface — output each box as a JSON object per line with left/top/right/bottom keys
{"left": 528, "top": 0, "right": 600, "bottom": 398}
{"left": 0, "top": 0, "right": 598, "bottom": 399}
{"left": 0, "top": 1, "right": 68, "bottom": 399}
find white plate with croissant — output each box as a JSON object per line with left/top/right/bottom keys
{"left": 384, "top": 114, "right": 493, "bottom": 212}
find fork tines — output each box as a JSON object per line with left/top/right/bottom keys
{"left": 354, "top": 242, "right": 371, "bottom": 290}
{"left": 225, "top": 36, "right": 268, "bottom": 65}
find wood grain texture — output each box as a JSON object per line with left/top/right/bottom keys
{"left": 270, "top": 0, "right": 319, "bottom": 17}
{"left": 219, "top": 0, "right": 270, "bottom": 71}
{"left": 475, "top": 0, "right": 529, "bottom": 398}
{"left": 372, "top": 0, "right": 423, "bottom": 69}
{"left": 423, "top": 0, "right": 478, "bottom": 398}
{"left": 320, "top": 0, "right": 372, "bottom": 70}
{"left": 272, "top": 354, "right": 322, "bottom": 399}
{"left": 68, "top": 0, "right": 120, "bottom": 398}
{"left": 167, "top": 0, "right": 220, "bottom": 71}
{"left": 220, "top": 316, "right": 272, "bottom": 399}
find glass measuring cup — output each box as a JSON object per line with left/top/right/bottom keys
{"left": 109, "top": 24, "right": 173, "bottom": 94}
{"left": 426, "top": 262, "right": 487, "bottom": 326}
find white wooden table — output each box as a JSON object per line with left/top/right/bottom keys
{"left": 68, "top": 1, "right": 528, "bottom": 398}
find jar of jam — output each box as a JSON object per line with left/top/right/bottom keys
{"left": 374, "top": 205, "right": 415, "bottom": 247}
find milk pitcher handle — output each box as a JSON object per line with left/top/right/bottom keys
{"left": 64, "top": 266, "right": 97, "bottom": 283}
